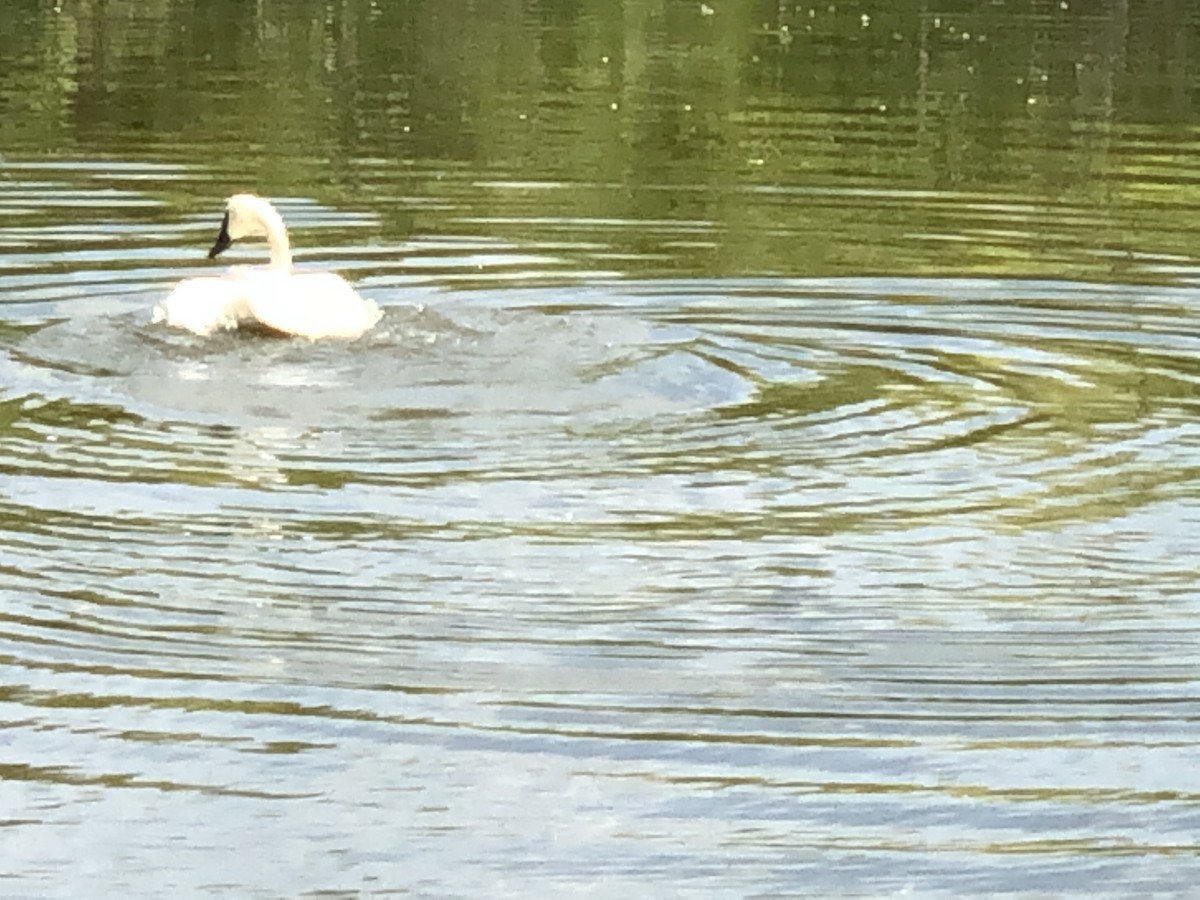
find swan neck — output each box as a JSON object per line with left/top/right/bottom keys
{"left": 261, "top": 209, "right": 292, "bottom": 270}
{"left": 267, "top": 227, "right": 292, "bottom": 270}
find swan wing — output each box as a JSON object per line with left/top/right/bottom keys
{"left": 245, "top": 272, "right": 381, "bottom": 340}
{"left": 154, "top": 276, "right": 253, "bottom": 336}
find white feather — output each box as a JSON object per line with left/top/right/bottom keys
{"left": 155, "top": 194, "right": 381, "bottom": 340}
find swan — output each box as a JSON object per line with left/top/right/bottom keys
{"left": 154, "top": 194, "right": 381, "bottom": 340}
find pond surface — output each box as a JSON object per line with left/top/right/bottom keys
{"left": 3, "top": 1, "right": 1200, "bottom": 896}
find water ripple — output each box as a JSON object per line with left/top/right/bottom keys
{"left": 0, "top": 158, "right": 1198, "bottom": 897}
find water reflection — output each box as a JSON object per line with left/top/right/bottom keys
{"left": 2, "top": 2, "right": 1200, "bottom": 897}
{"left": 6, "top": 1, "right": 1200, "bottom": 281}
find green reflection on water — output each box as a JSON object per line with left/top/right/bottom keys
{"left": 5, "top": 0, "right": 1200, "bottom": 279}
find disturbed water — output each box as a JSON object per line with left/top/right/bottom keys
{"left": 4, "top": 2, "right": 1200, "bottom": 897}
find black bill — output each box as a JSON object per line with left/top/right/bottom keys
{"left": 208, "top": 211, "right": 233, "bottom": 258}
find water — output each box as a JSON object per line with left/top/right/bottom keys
{"left": 3, "top": 1, "right": 1200, "bottom": 896}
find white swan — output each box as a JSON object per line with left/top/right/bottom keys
{"left": 154, "top": 194, "right": 381, "bottom": 340}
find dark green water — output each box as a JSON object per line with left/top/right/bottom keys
{"left": 2, "top": 1, "right": 1200, "bottom": 896}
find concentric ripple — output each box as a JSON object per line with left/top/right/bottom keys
{"left": 1, "top": 161, "right": 1199, "bottom": 897}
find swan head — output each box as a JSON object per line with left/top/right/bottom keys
{"left": 207, "top": 193, "right": 292, "bottom": 269}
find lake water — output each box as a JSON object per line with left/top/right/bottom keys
{"left": 3, "top": 1, "right": 1200, "bottom": 896}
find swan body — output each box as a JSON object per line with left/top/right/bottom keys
{"left": 154, "top": 194, "right": 381, "bottom": 340}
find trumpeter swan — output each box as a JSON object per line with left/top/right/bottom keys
{"left": 154, "top": 194, "right": 381, "bottom": 340}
